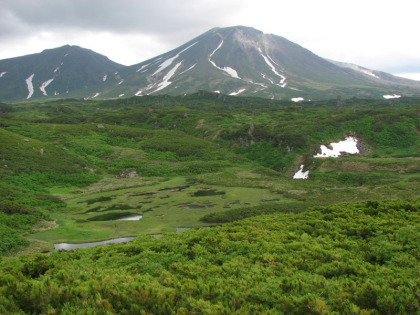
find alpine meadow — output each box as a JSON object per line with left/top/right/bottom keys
{"left": 0, "top": 25, "right": 419, "bottom": 314}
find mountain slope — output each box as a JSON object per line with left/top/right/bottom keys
{"left": 1, "top": 26, "right": 420, "bottom": 101}
{"left": 0, "top": 45, "right": 124, "bottom": 101}
{"left": 94, "top": 26, "right": 420, "bottom": 100}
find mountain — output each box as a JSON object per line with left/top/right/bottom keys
{"left": 0, "top": 45, "right": 123, "bottom": 101}
{"left": 93, "top": 26, "right": 420, "bottom": 100}
{"left": 1, "top": 26, "right": 420, "bottom": 101}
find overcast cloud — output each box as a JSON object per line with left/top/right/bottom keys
{"left": 0, "top": 0, "right": 419, "bottom": 79}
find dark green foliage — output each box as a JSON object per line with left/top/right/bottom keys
{"left": 0, "top": 224, "right": 29, "bottom": 253}
{"left": 201, "top": 202, "right": 307, "bottom": 223}
{"left": 0, "top": 199, "right": 418, "bottom": 313}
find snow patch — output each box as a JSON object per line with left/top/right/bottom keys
{"left": 214, "top": 90, "right": 221, "bottom": 93}
{"left": 178, "top": 63, "right": 196, "bottom": 75}
{"left": 103, "top": 74, "right": 107, "bottom": 82}
{"left": 314, "top": 136, "right": 359, "bottom": 158}
{"left": 383, "top": 94, "right": 401, "bottom": 99}
{"left": 291, "top": 97, "right": 304, "bottom": 102}
{"left": 208, "top": 40, "right": 240, "bottom": 79}
{"left": 293, "top": 165, "right": 309, "bottom": 179}
{"left": 229, "top": 88, "right": 246, "bottom": 96}
{"left": 136, "top": 63, "right": 150, "bottom": 72}
{"left": 152, "top": 61, "right": 183, "bottom": 93}
{"left": 39, "top": 78, "right": 54, "bottom": 96}
{"left": 153, "top": 42, "right": 198, "bottom": 76}
{"left": 260, "top": 53, "right": 286, "bottom": 87}
{"left": 119, "top": 93, "right": 125, "bottom": 97}
{"left": 361, "top": 69, "right": 379, "bottom": 78}
{"left": 0, "top": 72, "right": 6, "bottom": 78}
{"left": 118, "top": 79, "right": 124, "bottom": 85}
{"left": 25, "top": 74, "right": 35, "bottom": 99}
{"left": 92, "top": 93, "right": 100, "bottom": 98}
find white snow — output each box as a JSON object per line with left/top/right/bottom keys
{"left": 361, "top": 69, "right": 379, "bottom": 78}
{"left": 136, "top": 63, "right": 150, "bottom": 72}
{"left": 293, "top": 164, "right": 309, "bottom": 179}
{"left": 135, "top": 90, "right": 143, "bottom": 96}
{"left": 178, "top": 63, "right": 196, "bottom": 75}
{"left": 214, "top": 90, "right": 221, "bottom": 93}
{"left": 54, "top": 67, "right": 60, "bottom": 73}
{"left": 39, "top": 78, "right": 54, "bottom": 96}
{"left": 92, "top": 93, "right": 100, "bottom": 98}
{"left": 153, "top": 41, "right": 198, "bottom": 76}
{"left": 260, "top": 53, "right": 287, "bottom": 87}
{"left": 383, "top": 94, "right": 401, "bottom": 99}
{"left": 229, "top": 88, "right": 246, "bottom": 95}
{"left": 103, "top": 74, "right": 107, "bottom": 82}
{"left": 208, "top": 40, "right": 240, "bottom": 79}
{"left": 152, "top": 61, "right": 183, "bottom": 93}
{"left": 119, "top": 93, "right": 125, "bottom": 97}
{"left": 118, "top": 80, "right": 124, "bottom": 85}
{"left": 249, "top": 81, "right": 268, "bottom": 88}
{"left": 291, "top": 97, "right": 304, "bottom": 102}
{"left": 314, "top": 136, "right": 359, "bottom": 158}
{"left": 116, "top": 215, "right": 143, "bottom": 221}
{"left": 0, "top": 72, "right": 6, "bottom": 78}
{"left": 25, "top": 74, "right": 35, "bottom": 99}
{"left": 261, "top": 73, "right": 275, "bottom": 84}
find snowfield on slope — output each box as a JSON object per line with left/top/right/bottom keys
{"left": 209, "top": 40, "right": 240, "bottom": 79}
{"left": 314, "top": 136, "right": 359, "bottom": 158}
{"left": 40, "top": 78, "right": 54, "bottom": 96}
{"left": 25, "top": 74, "right": 35, "bottom": 99}
{"left": 152, "top": 62, "right": 183, "bottom": 93}
{"left": 153, "top": 42, "right": 198, "bottom": 76}
{"left": 293, "top": 164, "right": 309, "bottom": 179}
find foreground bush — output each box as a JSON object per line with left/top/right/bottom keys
{"left": 0, "top": 199, "right": 418, "bottom": 313}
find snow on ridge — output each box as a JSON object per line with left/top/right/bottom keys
{"left": 103, "top": 74, "right": 107, "bottom": 82}
{"left": 151, "top": 61, "right": 183, "bottom": 93}
{"left": 314, "top": 136, "right": 359, "bottom": 158}
{"left": 39, "top": 78, "right": 54, "bottom": 96}
{"left": 153, "top": 42, "right": 198, "bottom": 76}
{"left": 291, "top": 97, "right": 304, "bottom": 102}
{"left": 178, "top": 63, "right": 196, "bottom": 75}
{"left": 118, "top": 80, "right": 124, "bottom": 85}
{"left": 208, "top": 40, "right": 240, "bottom": 79}
{"left": 229, "top": 88, "right": 246, "bottom": 95}
{"left": 260, "top": 53, "right": 286, "bottom": 87}
{"left": 25, "top": 74, "right": 35, "bottom": 99}
{"left": 293, "top": 164, "right": 309, "bottom": 179}
{"left": 383, "top": 94, "right": 401, "bottom": 99}
{"left": 119, "top": 93, "right": 125, "bottom": 97}
{"left": 0, "top": 72, "right": 6, "bottom": 78}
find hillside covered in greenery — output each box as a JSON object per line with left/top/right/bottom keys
{"left": 0, "top": 93, "right": 418, "bottom": 313}
{"left": 0, "top": 199, "right": 419, "bottom": 313}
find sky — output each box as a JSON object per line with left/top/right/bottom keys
{"left": 1, "top": 0, "right": 420, "bottom": 80}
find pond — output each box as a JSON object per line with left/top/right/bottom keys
{"left": 54, "top": 237, "right": 136, "bottom": 251}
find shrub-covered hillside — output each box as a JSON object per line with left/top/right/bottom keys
{"left": 0, "top": 199, "right": 418, "bottom": 314}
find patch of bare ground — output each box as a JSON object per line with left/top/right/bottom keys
{"left": 196, "top": 119, "right": 205, "bottom": 128}
{"left": 31, "top": 220, "right": 58, "bottom": 232}
{"left": 72, "top": 176, "right": 162, "bottom": 194}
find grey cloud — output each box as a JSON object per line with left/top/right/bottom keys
{"left": 0, "top": 0, "right": 240, "bottom": 44}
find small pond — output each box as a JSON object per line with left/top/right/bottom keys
{"left": 54, "top": 237, "right": 136, "bottom": 251}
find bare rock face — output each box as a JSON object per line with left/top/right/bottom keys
{"left": 119, "top": 169, "right": 138, "bottom": 178}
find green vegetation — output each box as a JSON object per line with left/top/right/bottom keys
{"left": 0, "top": 199, "right": 418, "bottom": 313}
{"left": 0, "top": 94, "right": 418, "bottom": 312}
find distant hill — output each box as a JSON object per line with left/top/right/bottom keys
{"left": 0, "top": 45, "right": 123, "bottom": 101}
{"left": 1, "top": 26, "right": 420, "bottom": 101}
